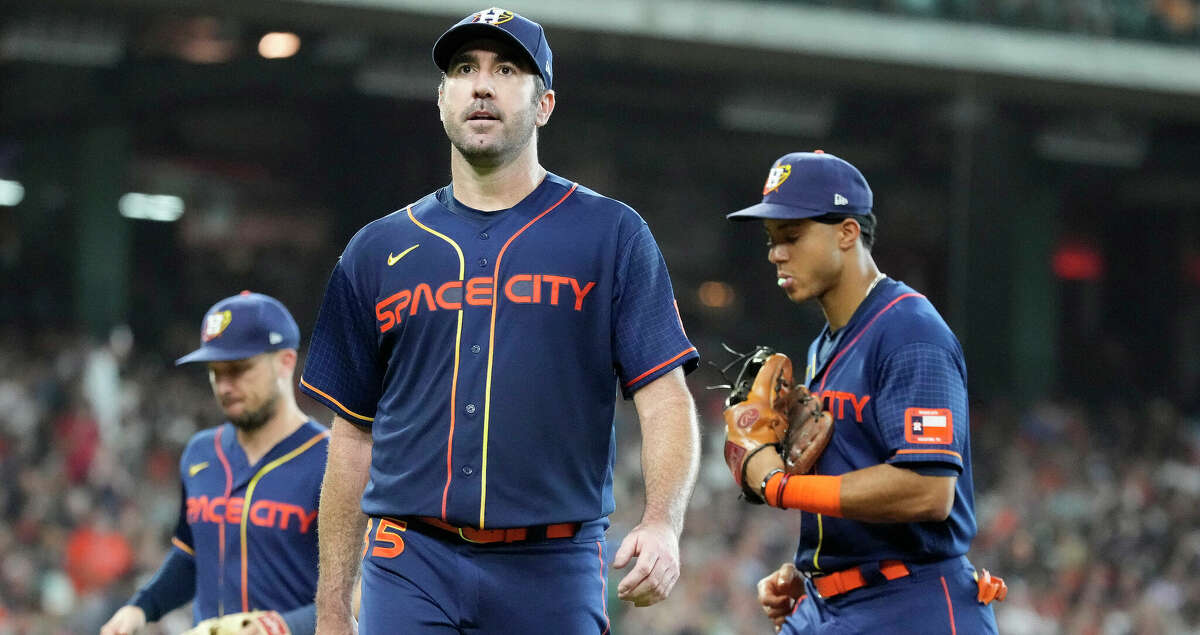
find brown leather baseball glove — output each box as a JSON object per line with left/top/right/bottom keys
{"left": 718, "top": 346, "right": 834, "bottom": 503}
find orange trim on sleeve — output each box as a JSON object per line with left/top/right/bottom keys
{"left": 895, "top": 448, "right": 962, "bottom": 460}
{"left": 624, "top": 347, "right": 697, "bottom": 388}
{"left": 299, "top": 377, "right": 375, "bottom": 422}
{"left": 171, "top": 536, "right": 195, "bottom": 557}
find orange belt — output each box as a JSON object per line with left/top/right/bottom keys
{"left": 415, "top": 517, "right": 580, "bottom": 544}
{"left": 812, "top": 560, "right": 910, "bottom": 599}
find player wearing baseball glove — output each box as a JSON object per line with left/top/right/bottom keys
{"left": 181, "top": 610, "right": 290, "bottom": 635}
{"left": 719, "top": 346, "right": 834, "bottom": 504}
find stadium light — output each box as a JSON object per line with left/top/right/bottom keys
{"left": 118, "top": 193, "right": 184, "bottom": 222}
{"left": 0, "top": 180, "right": 24, "bottom": 206}
{"left": 699, "top": 281, "right": 735, "bottom": 309}
{"left": 259, "top": 32, "right": 300, "bottom": 59}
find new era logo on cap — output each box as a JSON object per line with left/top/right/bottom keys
{"left": 834, "top": 193, "right": 848, "bottom": 206}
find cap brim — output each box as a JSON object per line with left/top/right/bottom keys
{"left": 725, "top": 202, "right": 828, "bottom": 221}
{"left": 175, "top": 347, "right": 270, "bottom": 366}
{"left": 433, "top": 24, "right": 534, "bottom": 72}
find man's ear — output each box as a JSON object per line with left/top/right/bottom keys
{"left": 838, "top": 218, "right": 862, "bottom": 250}
{"left": 535, "top": 89, "right": 556, "bottom": 127}
{"left": 274, "top": 349, "right": 298, "bottom": 377}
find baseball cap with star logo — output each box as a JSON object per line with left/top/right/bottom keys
{"left": 726, "top": 150, "right": 873, "bottom": 221}
{"left": 432, "top": 7, "right": 554, "bottom": 89}
{"left": 175, "top": 291, "right": 300, "bottom": 365}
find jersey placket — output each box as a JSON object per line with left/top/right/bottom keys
{"left": 451, "top": 222, "right": 498, "bottom": 526}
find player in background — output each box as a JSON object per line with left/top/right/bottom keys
{"left": 101, "top": 292, "right": 328, "bottom": 635}
{"left": 301, "top": 7, "right": 701, "bottom": 634}
{"left": 726, "top": 152, "right": 1004, "bottom": 633}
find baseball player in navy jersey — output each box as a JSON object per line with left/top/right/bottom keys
{"left": 301, "top": 7, "right": 701, "bottom": 634}
{"left": 101, "top": 292, "right": 328, "bottom": 635}
{"left": 725, "top": 152, "right": 1004, "bottom": 633}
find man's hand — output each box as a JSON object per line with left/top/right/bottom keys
{"left": 744, "top": 443, "right": 786, "bottom": 501}
{"left": 99, "top": 605, "right": 146, "bottom": 635}
{"left": 179, "top": 611, "right": 290, "bottom": 635}
{"left": 612, "top": 521, "right": 680, "bottom": 607}
{"left": 757, "top": 562, "right": 805, "bottom": 632}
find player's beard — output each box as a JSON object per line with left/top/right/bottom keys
{"left": 444, "top": 100, "right": 538, "bottom": 165}
{"left": 228, "top": 391, "right": 279, "bottom": 432}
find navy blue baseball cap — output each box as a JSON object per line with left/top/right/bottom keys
{"left": 432, "top": 7, "right": 554, "bottom": 89}
{"left": 176, "top": 291, "right": 300, "bottom": 365}
{"left": 726, "top": 151, "right": 873, "bottom": 221}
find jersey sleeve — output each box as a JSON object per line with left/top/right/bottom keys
{"left": 171, "top": 480, "right": 194, "bottom": 553}
{"left": 131, "top": 481, "right": 197, "bottom": 621}
{"left": 299, "top": 260, "right": 381, "bottom": 427}
{"left": 612, "top": 224, "right": 699, "bottom": 398}
{"left": 873, "top": 341, "right": 967, "bottom": 472}
{"left": 280, "top": 603, "right": 316, "bottom": 635}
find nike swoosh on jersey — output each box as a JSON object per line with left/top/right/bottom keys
{"left": 388, "top": 244, "right": 419, "bottom": 266}
{"left": 189, "top": 462, "right": 209, "bottom": 477}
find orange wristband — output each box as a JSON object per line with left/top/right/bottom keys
{"left": 763, "top": 473, "right": 843, "bottom": 517}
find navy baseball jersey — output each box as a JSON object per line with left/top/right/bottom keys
{"left": 300, "top": 172, "right": 698, "bottom": 529}
{"left": 173, "top": 420, "right": 329, "bottom": 622}
{"left": 797, "top": 278, "right": 977, "bottom": 573}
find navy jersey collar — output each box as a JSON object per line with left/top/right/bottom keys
{"left": 809, "top": 277, "right": 898, "bottom": 385}
{"left": 219, "top": 419, "right": 323, "bottom": 480}
{"left": 435, "top": 172, "right": 571, "bottom": 223}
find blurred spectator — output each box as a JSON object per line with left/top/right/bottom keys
{"left": 1, "top": 330, "right": 1198, "bottom": 633}
{"left": 790, "top": 0, "right": 1200, "bottom": 43}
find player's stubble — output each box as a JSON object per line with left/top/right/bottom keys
{"left": 440, "top": 92, "right": 540, "bottom": 166}
{"left": 226, "top": 391, "right": 279, "bottom": 432}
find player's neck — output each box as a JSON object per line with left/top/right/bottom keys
{"left": 449, "top": 146, "right": 546, "bottom": 211}
{"left": 236, "top": 400, "right": 307, "bottom": 466}
{"left": 820, "top": 254, "right": 881, "bottom": 332}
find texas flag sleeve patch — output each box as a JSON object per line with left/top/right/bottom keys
{"left": 904, "top": 408, "right": 953, "bottom": 444}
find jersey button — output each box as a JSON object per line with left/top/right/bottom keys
{"left": 478, "top": 257, "right": 488, "bottom": 268}
{"left": 461, "top": 465, "right": 474, "bottom": 476}
{"left": 465, "top": 403, "right": 476, "bottom": 415}
{"left": 478, "top": 232, "right": 489, "bottom": 240}
{"left": 470, "top": 344, "right": 481, "bottom": 354}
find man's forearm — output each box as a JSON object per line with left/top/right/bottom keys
{"left": 317, "top": 416, "right": 372, "bottom": 621}
{"left": 631, "top": 368, "right": 700, "bottom": 533}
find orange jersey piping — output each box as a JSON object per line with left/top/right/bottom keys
{"left": 212, "top": 427, "right": 234, "bottom": 616}
{"left": 941, "top": 576, "right": 957, "bottom": 635}
{"left": 480, "top": 183, "right": 578, "bottom": 528}
{"left": 406, "top": 205, "right": 467, "bottom": 521}
{"left": 238, "top": 429, "right": 330, "bottom": 612}
{"left": 812, "top": 292, "right": 923, "bottom": 571}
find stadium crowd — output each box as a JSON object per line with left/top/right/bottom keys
{"left": 0, "top": 331, "right": 1197, "bottom": 634}
{"left": 790, "top": 0, "right": 1200, "bottom": 43}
